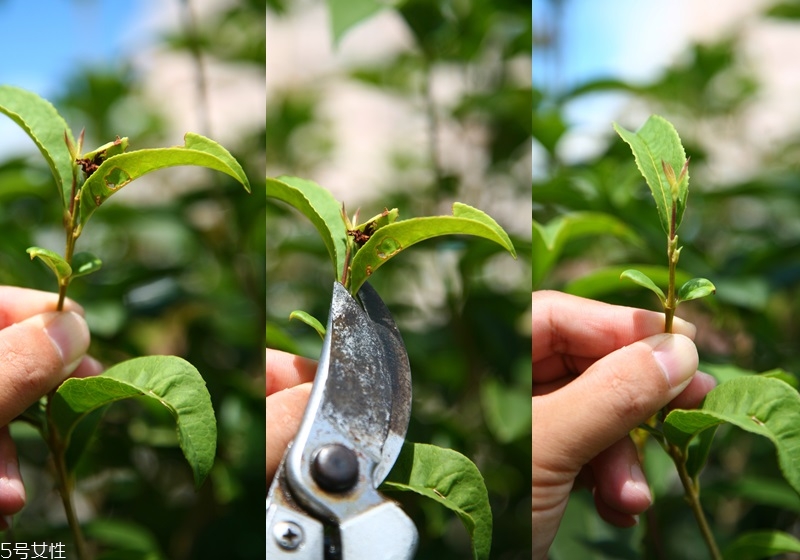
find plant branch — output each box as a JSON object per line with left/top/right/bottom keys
{"left": 667, "top": 443, "right": 722, "bottom": 560}
{"left": 664, "top": 203, "right": 678, "bottom": 334}
{"left": 52, "top": 162, "right": 88, "bottom": 557}
{"left": 659, "top": 194, "right": 721, "bottom": 560}
{"left": 57, "top": 168, "right": 81, "bottom": 311}
{"left": 46, "top": 396, "right": 90, "bottom": 560}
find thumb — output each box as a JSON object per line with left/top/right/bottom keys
{"left": 0, "top": 311, "right": 90, "bottom": 426}
{"left": 534, "top": 333, "right": 698, "bottom": 472}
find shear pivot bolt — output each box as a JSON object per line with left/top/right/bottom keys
{"left": 273, "top": 520, "right": 304, "bottom": 550}
{"left": 312, "top": 444, "right": 359, "bottom": 492}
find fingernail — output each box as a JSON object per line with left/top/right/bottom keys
{"left": 650, "top": 333, "right": 698, "bottom": 389}
{"left": 624, "top": 463, "right": 652, "bottom": 505}
{"left": 42, "top": 312, "right": 90, "bottom": 377}
{"left": 0, "top": 460, "right": 25, "bottom": 503}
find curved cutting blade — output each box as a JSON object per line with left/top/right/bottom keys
{"left": 282, "top": 281, "right": 413, "bottom": 521}
{"left": 354, "top": 281, "right": 412, "bottom": 484}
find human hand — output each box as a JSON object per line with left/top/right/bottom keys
{"left": 531, "top": 290, "right": 716, "bottom": 559}
{"left": 0, "top": 287, "right": 103, "bottom": 530}
{"left": 265, "top": 348, "right": 316, "bottom": 484}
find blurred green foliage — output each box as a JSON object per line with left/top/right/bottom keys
{"left": 535, "top": 1, "right": 800, "bottom": 558}
{"left": 1, "top": 2, "right": 265, "bottom": 559}
{"left": 267, "top": 0, "right": 531, "bottom": 557}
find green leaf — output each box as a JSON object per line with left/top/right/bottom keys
{"left": 613, "top": 115, "right": 689, "bottom": 233}
{"left": 723, "top": 530, "right": 800, "bottom": 560}
{"left": 565, "top": 265, "right": 692, "bottom": 300}
{"left": 701, "top": 363, "right": 799, "bottom": 389}
{"left": 722, "top": 475, "right": 800, "bottom": 513}
{"left": 64, "top": 407, "right": 106, "bottom": 472}
{"left": 677, "top": 277, "right": 716, "bottom": 303}
{"left": 480, "top": 378, "right": 531, "bottom": 443}
{"left": 676, "top": 369, "right": 799, "bottom": 480}
{"left": 85, "top": 518, "right": 166, "bottom": 559}
{"left": 620, "top": 269, "right": 666, "bottom": 304}
{"left": 348, "top": 202, "right": 516, "bottom": 294}
{"left": 664, "top": 376, "right": 800, "bottom": 495}
{"left": 684, "top": 425, "right": 717, "bottom": 481}
{"left": 532, "top": 212, "right": 640, "bottom": 288}
{"left": 26, "top": 246, "right": 71, "bottom": 284}
{"left": 766, "top": 3, "right": 800, "bottom": 20}
{"left": 382, "top": 442, "right": 492, "bottom": 560}
{"left": 0, "top": 85, "right": 76, "bottom": 208}
{"left": 79, "top": 133, "right": 250, "bottom": 229}
{"left": 70, "top": 252, "right": 102, "bottom": 279}
{"left": 758, "top": 368, "right": 800, "bottom": 390}
{"left": 267, "top": 176, "right": 349, "bottom": 281}
{"left": 51, "top": 356, "right": 216, "bottom": 487}
{"left": 326, "top": 0, "right": 384, "bottom": 44}
{"left": 288, "top": 310, "right": 326, "bottom": 338}
{"left": 549, "top": 490, "right": 643, "bottom": 560}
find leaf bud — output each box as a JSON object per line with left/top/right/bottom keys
{"left": 662, "top": 159, "right": 679, "bottom": 203}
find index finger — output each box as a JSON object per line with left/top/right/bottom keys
{"left": 532, "top": 291, "right": 695, "bottom": 372}
{"left": 266, "top": 348, "right": 317, "bottom": 396}
{"left": 0, "top": 287, "right": 83, "bottom": 329}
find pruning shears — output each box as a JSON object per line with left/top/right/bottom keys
{"left": 266, "top": 281, "right": 419, "bottom": 559}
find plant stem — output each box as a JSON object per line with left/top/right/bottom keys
{"left": 659, "top": 199, "right": 722, "bottom": 559}
{"left": 46, "top": 396, "right": 90, "bottom": 560}
{"left": 57, "top": 172, "right": 81, "bottom": 311}
{"left": 51, "top": 166, "right": 89, "bottom": 557}
{"left": 56, "top": 234, "right": 76, "bottom": 311}
{"left": 56, "top": 286, "right": 67, "bottom": 312}
{"left": 667, "top": 443, "right": 722, "bottom": 560}
{"left": 664, "top": 204, "right": 678, "bottom": 334}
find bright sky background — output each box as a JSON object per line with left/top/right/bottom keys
{"left": 533, "top": 0, "right": 688, "bottom": 162}
{"left": 0, "top": 0, "right": 152, "bottom": 155}
{"left": 533, "top": 0, "right": 682, "bottom": 91}
{"left": 0, "top": 0, "right": 146, "bottom": 94}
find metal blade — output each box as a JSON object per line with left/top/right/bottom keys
{"left": 282, "top": 281, "right": 413, "bottom": 521}
{"left": 354, "top": 281, "right": 412, "bottom": 484}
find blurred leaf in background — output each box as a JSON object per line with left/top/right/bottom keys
{"left": 267, "top": 0, "right": 532, "bottom": 557}
{"left": 0, "top": 1, "right": 265, "bottom": 558}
